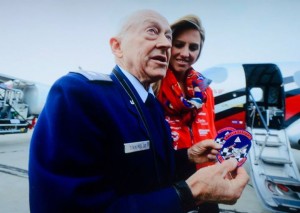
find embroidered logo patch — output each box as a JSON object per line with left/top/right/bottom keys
{"left": 216, "top": 129, "right": 252, "bottom": 167}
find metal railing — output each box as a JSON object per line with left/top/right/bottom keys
{"left": 248, "top": 90, "right": 270, "bottom": 165}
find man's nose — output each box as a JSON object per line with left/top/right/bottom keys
{"left": 157, "top": 35, "right": 172, "bottom": 49}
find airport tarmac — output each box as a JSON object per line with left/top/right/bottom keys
{"left": 0, "top": 130, "right": 273, "bottom": 213}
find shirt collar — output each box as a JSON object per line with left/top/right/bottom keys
{"left": 117, "top": 65, "right": 153, "bottom": 103}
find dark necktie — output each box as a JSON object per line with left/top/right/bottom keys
{"left": 145, "top": 93, "right": 163, "bottom": 127}
{"left": 145, "top": 93, "right": 165, "bottom": 129}
{"left": 145, "top": 93, "right": 156, "bottom": 108}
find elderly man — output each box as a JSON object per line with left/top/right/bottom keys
{"left": 29, "top": 9, "right": 249, "bottom": 213}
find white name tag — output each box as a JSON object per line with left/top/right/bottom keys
{"left": 124, "top": 140, "right": 150, "bottom": 153}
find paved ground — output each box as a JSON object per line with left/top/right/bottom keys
{"left": 0, "top": 130, "right": 273, "bottom": 213}
{"left": 0, "top": 130, "right": 31, "bottom": 213}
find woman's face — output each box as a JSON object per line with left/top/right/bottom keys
{"left": 169, "top": 28, "right": 201, "bottom": 74}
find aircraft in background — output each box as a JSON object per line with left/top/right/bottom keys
{"left": 0, "top": 73, "right": 50, "bottom": 134}
{"left": 203, "top": 62, "right": 300, "bottom": 212}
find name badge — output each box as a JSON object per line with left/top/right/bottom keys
{"left": 124, "top": 140, "right": 150, "bottom": 153}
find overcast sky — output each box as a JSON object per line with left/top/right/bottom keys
{"left": 1, "top": 0, "right": 300, "bottom": 85}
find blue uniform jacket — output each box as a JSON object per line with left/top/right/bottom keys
{"left": 29, "top": 67, "right": 191, "bottom": 213}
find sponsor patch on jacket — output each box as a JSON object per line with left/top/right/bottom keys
{"left": 124, "top": 140, "right": 150, "bottom": 153}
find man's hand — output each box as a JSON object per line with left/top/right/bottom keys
{"left": 187, "top": 139, "right": 222, "bottom": 164}
{"left": 186, "top": 158, "right": 249, "bottom": 205}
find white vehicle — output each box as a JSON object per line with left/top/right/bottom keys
{"left": 0, "top": 74, "right": 49, "bottom": 134}
{"left": 203, "top": 62, "right": 300, "bottom": 212}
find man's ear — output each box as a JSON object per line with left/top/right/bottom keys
{"left": 110, "top": 37, "right": 122, "bottom": 58}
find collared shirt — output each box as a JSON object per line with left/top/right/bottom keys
{"left": 117, "top": 65, "right": 154, "bottom": 103}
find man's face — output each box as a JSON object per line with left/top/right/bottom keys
{"left": 120, "top": 11, "right": 172, "bottom": 84}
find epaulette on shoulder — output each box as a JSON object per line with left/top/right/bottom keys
{"left": 71, "top": 70, "right": 112, "bottom": 82}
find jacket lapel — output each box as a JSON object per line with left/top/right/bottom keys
{"left": 110, "top": 69, "right": 148, "bottom": 136}
{"left": 110, "top": 67, "right": 169, "bottom": 167}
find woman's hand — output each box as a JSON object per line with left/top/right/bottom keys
{"left": 187, "top": 139, "right": 221, "bottom": 164}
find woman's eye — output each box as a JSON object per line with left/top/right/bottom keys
{"left": 173, "top": 42, "right": 184, "bottom": 48}
{"left": 190, "top": 44, "right": 199, "bottom": 51}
